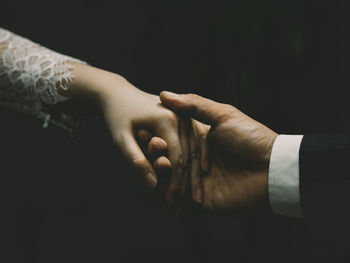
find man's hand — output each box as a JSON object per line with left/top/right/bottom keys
{"left": 140, "top": 91, "right": 278, "bottom": 214}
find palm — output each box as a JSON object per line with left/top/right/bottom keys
{"left": 195, "top": 118, "right": 275, "bottom": 214}
{"left": 142, "top": 92, "right": 278, "bottom": 214}
{"left": 201, "top": 156, "right": 268, "bottom": 214}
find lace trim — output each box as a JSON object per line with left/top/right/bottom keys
{"left": 0, "top": 27, "right": 84, "bottom": 135}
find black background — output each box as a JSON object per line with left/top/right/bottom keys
{"left": 1, "top": 0, "right": 350, "bottom": 262}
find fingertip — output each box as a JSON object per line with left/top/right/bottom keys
{"left": 153, "top": 156, "right": 171, "bottom": 172}
{"left": 145, "top": 172, "right": 157, "bottom": 188}
{"left": 159, "top": 91, "right": 183, "bottom": 109}
{"left": 160, "top": 91, "right": 179, "bottom": 99}
{"left": 148, "top": 137, "right": 168, "bottom": 156}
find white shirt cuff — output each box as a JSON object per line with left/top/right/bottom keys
{"left": 268, "top": 135, "right": 303, "bottom": 218}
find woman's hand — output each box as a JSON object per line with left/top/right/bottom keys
{"left": 99, "top": 79, "right": 193, "bottom": 209}
{"left": 63, "top": 63, "right": 199, "bottom": 210}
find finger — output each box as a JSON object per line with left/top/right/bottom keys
{"left": 160, "top": 91, "right": 230, "bottom": 126}
{"left": 157, "top": 124, "right": 184, "bottom": 208}
{"left": 137, "top": 129, "right": 153, "bottom": 143}
{"left": 147, "top": 137, "right": 169, "bottom": 186}
{"left": 153, "top": 156, "right": 172, "bottom": 185}
{"left": 136, "top": 129, "right": 155, "bottom": 160}
{"left": 189, "top": 120, "right": 203, "bottom": 203}
{"left": 176, "top": 119, "right": 191, "bottom": 213}
{"left": 153, "top": 156, "right": 172, "bottom": 173}
{"left": 116, "top": 131, "right": 157, "bottom": 188}
{"left": 153, "top": 156, "right": 172, "bottom": 194}
{"left": 193, "top": 120, "right": 210, "bottom": 172}
{"left": 200, "top": 136, "right": 209, "bottom": 172}
{"left": 148, "top": 137, "right": 168, "bottom": 159}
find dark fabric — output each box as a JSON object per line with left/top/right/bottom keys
{"left": 300, "top": 135, "right": 350, "bottom": 256}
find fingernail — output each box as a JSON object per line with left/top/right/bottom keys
{"left": 195, "top": 189, "right": 203, "bottom": 203}
{"left": 162, "top": 91, "right": 179, "bottom": 98}
{"left": 146, "top": 173, "right": 157, "bottom": 188}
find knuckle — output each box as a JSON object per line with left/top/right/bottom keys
{"left": 191, "top": 150, "right": 201, "bottom": 160}
{"left": 173, "top": 155, "right": 190, "bottom": 169}
{"left": 217, "top": 107, "right": 234, "bottom": 122}
{"left": 187, "top": 93, "right": 199, "bottom": 100}
{"left": 173, "top": 156, "right": 184, "bottom": 169}
{"left": 185, "top": 94, "right": 199, "bottom": 114}
{"left": 131, "top": 157, "right": 147, "bottom": 168}
{"left": 162, "top": 110, "right": 177, "bottom": 124}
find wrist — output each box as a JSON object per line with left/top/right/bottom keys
{"left": 61, "top": 62, "right": 130, "bottom": 109}
{"left": 264, "top": 131, "right": 279, "bottom": 165}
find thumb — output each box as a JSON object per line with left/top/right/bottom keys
{"left": 160, "top": 91, "right": 228, "bottom": 126}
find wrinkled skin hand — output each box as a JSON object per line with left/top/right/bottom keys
{"left": 139, "top": 92, "right": 278, "bottom": 214}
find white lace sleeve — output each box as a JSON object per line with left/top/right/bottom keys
{"left": 0, "top": 27, "right": 85, "bottom": 135}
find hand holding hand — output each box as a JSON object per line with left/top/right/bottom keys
{"left": 143, "top": 92, "right": 278, "bottom": 214}
{"left": 67, "top": 63, "right": 199, "bottom": 210}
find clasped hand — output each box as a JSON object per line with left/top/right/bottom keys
{"left": 71, "top": 64, "right": 278, "bottom": 214}
{"left": 138, "top": 91, "right": 278, "bottom": 214}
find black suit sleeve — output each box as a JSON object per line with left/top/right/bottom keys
{"left": 300, "top": 135, "right": 350, "bottom": 237}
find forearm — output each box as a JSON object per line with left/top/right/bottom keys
{"left": 0, "top": 27, "right": 84, "bottom": 132}
{"left": 0, "top": 27, "right": 136, "bottom": 131}
{"left": 61, "top": 62, "right": 125, "bottom": 105}
{"left": 61, "top": 62, "right": 149, "bottom": 116}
